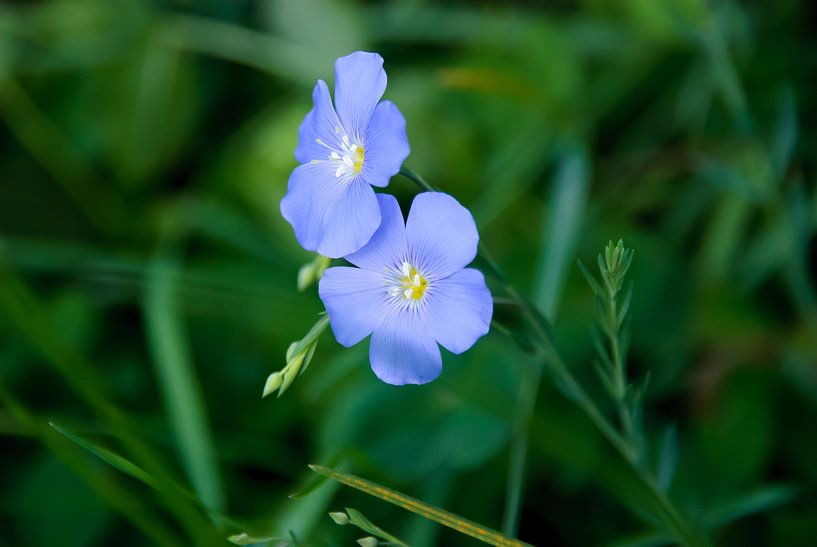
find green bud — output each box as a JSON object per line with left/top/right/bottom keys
{"left": 262, "top": 371, "right": 283, "bottom": 398}
{"left": 329, "top": 511, "right": 349, "bottom": 525}
{"left": 285, "top": 341, "right": 298, "bottom": 362}
{"left": 357, "top": 537, "right": 378, "bottom": 547}
{"left": 264, "top": 316, "right": 329, "bottom": 400}
{"left": 297, "top": 263, "right": 315, "bottom": 292}
{"left": 297, "top": 255, "right": 332, "bottom": 291}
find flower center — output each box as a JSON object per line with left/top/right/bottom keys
{"left": 389, "top": 261, "right": 429, "bottom": 301}
{"left": 315, "top": 133, "right": 364, "bottom": 179}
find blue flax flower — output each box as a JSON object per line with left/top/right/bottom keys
{"left": 280, "top": 51, "right": 410, "bottom": 258}
{"left": 319, "top": 192, "right": 493, "bottom": 385}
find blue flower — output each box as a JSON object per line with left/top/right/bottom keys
{"left": 318, "top": 192, "right": 493, "bottom": 385}
{"left": 280, "top": 51, "right": 410, "bottom": 258}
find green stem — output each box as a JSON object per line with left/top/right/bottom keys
{"left": 399, "top": 166, "right": 436, "bottom": 192}
{"left": 607, "top": 292, "right": 635, "bottom": 445}
{"left": 501, "top": 358, "right": 541, "bottom": 537}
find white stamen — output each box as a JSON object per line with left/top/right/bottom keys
{"left": 413, "top": 273, "right": 420, "bottom": 286}
{"left": 313, "top": 134, "right": 364, "bottom": 180}
{"left": 403, "top": 288, "right": 412, "bottom": 300}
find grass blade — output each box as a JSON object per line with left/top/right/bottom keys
{"left": 49, "top": 422, "right": 174, "bottom": 497}
{"left": 533, "top": 144, "right": 590, "bottom": 319}
{"left": 0, "top": 385, "right": 181, "bottom": 547}
{"left": 309, "top": 465, "right": 532, "bottom": 547}
{"left": 143, "top": 251, "right": 225, "bottom": 514}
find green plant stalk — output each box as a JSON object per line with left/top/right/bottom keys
{"left": 501, "top": 358, "right": 541, "bottom": 537}
{"left": 512, "top": 284, "right": 703, "bottom": 547}
{"left": 606, "top": 288, "right": 635, "bottom": 445}
{"left": 399, "top": 167, "right": 707, "bottom": 547}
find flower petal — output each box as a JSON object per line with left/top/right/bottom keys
{"left": 280, "top": 161, "right": 338, "bottom": 253}
{"left": 425, "top": 268, "right": 492, "bottom": 354}
{"left": 359, "top": 101, "right": 409, "bottom": 188}
{"left": 369, "top": 310, "right": 441, "bottom": 385}
{"left": 280, "top": 164, "right": 381, "bottom": 258}
{"left": 317, "top": 178, "right": 381, "bottom": 258}
{"left": 334, "top": 51, "right": 387, "bottom": 142}
{"left": 405, "top": 192, "right": 479, "bottom": 279}
{"left": 346, "top": 194, "right": 407, "bottom": 272}
{"left": 295, "top": 80, "right": 345, "bottom": 164}
{"left": 319, "top": 267, "right": 386, "bottom": 347}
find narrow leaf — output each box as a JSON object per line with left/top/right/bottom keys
{"left": 704, "top": 484, "right": 798, "bottom": 528}
{"left": 578, "top": 259, "right": 604, "bottom": 297}
{"left": 345, "top": 508, "right": 407, "bottom": 546}
{"left": 309, "top": 465, "right": 532, "bottom": 547}
{"left": 656, "top": 426, "right": 678, "bottom": 492}
{"left": 49, "top": 422, "right": 185, "bottom": 500}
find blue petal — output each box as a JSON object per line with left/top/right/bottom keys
{"left": 295, "top": 80, "right": 345, "bottom": 164}
{"left": 317, "top": 178, "right": 381, "bottom": 258}
{"left": 280, "top": 163, "right": 381, "bottom": 258}
{"left": 359, "top": 101, "right": 409, "bottom": 188}
{"left": 334, "top": 51, "right": 387, "bottom": 142}
{"left": 369, "top": 309, "right": 441, "bottom": 385}
{"left": 319, "top": 267, "right": 386, "bottom": 347}
{"left": 346, "top": 194, "right": 407, "bottom": 272}
{"left": 425, "top": 268, "right": 492, "bottom": 354}
{"left": 280, "top": 161, "right": 337, "bottom": 253}
{"left": 405, "top": 192, "right": 479, "bottom": 279}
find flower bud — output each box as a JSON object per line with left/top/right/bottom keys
{"left": 328, "top": 511, "right": 349, "bottom": 525}
{"left": 357, "top": 537, "right": 378, "bottom": 547}
{"left": 297, "top": 263, "right": 315, "bottom": 292}
{"left": 261, "top": 371, "right": 283, "bottom": 398}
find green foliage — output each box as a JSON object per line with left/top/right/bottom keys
{"left": 1, "top": 0, "right": 815, "bottom": 546}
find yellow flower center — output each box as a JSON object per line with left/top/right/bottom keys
{"left": 389, "top": 262, "right": 428, "bottom": 301}
{"left": 352, "top": 145, "right": 364, "bottom": 174}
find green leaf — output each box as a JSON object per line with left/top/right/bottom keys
{"left": 309, "top": 465, "right": 532, "bottom": 547}
{"left": 704, "top": 484, "right": 798, "bottom": 528}
{"left": 656, "top": 426, "right": 678, "bottom": 492}
{"left": 578, "top": 259, "right": 605, "bottom": 298}
{"left": 344, "top": 508, "right": 407, "bottom": 546}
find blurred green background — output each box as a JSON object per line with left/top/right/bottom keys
{"left": 1, "top": 0, "right": 816, "bottom": 545}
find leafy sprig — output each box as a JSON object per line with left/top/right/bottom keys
{"left": 579, "top": 240, "right": 645, "bottom": 456}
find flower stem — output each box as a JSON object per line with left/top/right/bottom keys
{"left": 399, "top": 166, "right": 436, "bottom": 192}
